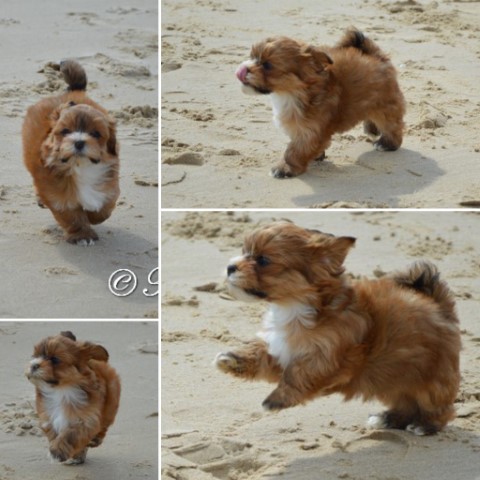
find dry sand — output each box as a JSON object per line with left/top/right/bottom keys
{"left": 0, "top": 0, "right": 158, "bottom": 318}
{"left": 0, "top": 321, "right": 158, "bottom": 480}
{"left": 161, "top": 211, "right": 480, "bottom": 480}
{"left": 161, "top": 0, "right": 480, "bottom": 208}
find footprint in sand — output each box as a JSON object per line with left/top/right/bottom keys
{"left": 163, "top": 152, "right": 205, "bottom": 166}
{"left": 171, "top": 437, "right": 263, "bottom": 480}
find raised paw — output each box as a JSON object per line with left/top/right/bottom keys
{"left": 215, "top": 352, "right": 243, "bottom": 374}
{"left": 88, "top": 436, "right": 103, "bottom": 448}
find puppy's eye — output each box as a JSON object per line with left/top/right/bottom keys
{"left": 90, "top": 130, "right": 101, "bottom": 139}
{"left": 262, "top": 61, "right": 273, "bottom": 71}
{"left": 60, "top": 128, "right": 71, "bottom": 136}
{"left": 256, "top": 256, "right": 270, "bottom": 267}
{"left": 49, "top": 356, "right": 60, "bottom": 365}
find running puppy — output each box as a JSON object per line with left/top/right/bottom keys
{"left": 215, "top": 222, "right": 461, "bottom": 435}
{"left": 22, "top": 60, "right": 120, "bottom": 245}
{"left": 26, "top": 331, "right": 121, "bottom": 464}
{"left": 236, "top": 29, "right": 406, "bottom": 177}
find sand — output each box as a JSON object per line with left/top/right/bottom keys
{"left": 0, "top": 0, "right": 158, "bottom": 318}
{"left": 161, "top": 0, "right": 480, "bottom": 208}
{"left": 161, "top": 211, "right": 480, "bottom": 480}
{"left": 0, "top": 321, "right": 158, "bottom": 479}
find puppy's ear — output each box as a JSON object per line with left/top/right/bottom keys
{"left": 106, "top": 117, "right": 118, "bottom": 156}
{"left": 303, "top": 46, "right": 333, "bottom": 70}
{"left": 49, "top": 102, "right": 74, "bottom": 126}
{"left": 79, "top": 342, "right": 109, "bottom": 362}
{"left": 308, "top": 235, "right": 355, "bottom": 274}
{"left": 60, "top": 331, "right": 76, "bottom": 341}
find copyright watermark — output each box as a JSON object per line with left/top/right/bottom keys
{"left": 108, "top": 268, "right": 158, "bottom": 297}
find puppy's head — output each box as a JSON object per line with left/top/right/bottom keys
{"left": 235, "top": 37, "right": 333, "bottom": 96}
{"left": 26, "top": 331, "right": 109, "bottom": 388}
{"left": 226, "top": 222, "right": 355, "bottom": 304}
{"left": 41, "top": 103, "right": 118, "bottom": 170}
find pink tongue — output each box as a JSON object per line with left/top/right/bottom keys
{"left": 236, "top": 65, "right": 248, "bottom": 83}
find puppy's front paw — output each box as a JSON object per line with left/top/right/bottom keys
{"left": 49, "top": 447, "right": 68, "bottom": 463}
{"left": 215, "top": 352, "right": 242, "bottom": 374}
{"left": 88, "top": 436, "right": 103, "bottom": 448}
{"left": 62, "top": 449, "right": 87, "bottom": 465}
{"left": 66, "top": 229, "right": 99, "bottom": 246}
{"left": 262, "top": 388, "right": 296, "bottom": 411}
{"left": 270, "top": 163, "right": 296, "bottom": 179}
{"left": 374, "top": 136, "right": 400, "bottom": 152}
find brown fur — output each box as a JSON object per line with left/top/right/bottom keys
{"left": 26, "top": 331, "right": 121, "bottom": 463}
{"left": 236, "top": 29, "right": 406, "bottom": 177}
{"left": 22, "top": 60, "right": 120, "bottom": 244}
{"left": 216, "top": 222, "right": 461, "bottom": 434}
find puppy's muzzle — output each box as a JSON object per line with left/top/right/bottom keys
{"left": 74, "top": 140, "right": 86, "bottom": 152}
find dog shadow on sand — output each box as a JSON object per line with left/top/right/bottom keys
{"left": 264, "top": 426, "right": 480, "bottom": 480}
{"left": 291, "top": 148, "right": 444, "bottom": 208}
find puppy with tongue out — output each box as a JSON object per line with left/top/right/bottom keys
{"left": 235, "top": 30, "right": 406, "bottom": 178}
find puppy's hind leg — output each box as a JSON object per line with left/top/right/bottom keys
{"left": 368, "top": 396, "right": 420, "bottom": 432}
{"left": 215, "top": 339, "right": 282, "bottom": 383}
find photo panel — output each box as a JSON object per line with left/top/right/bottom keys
{"left": 161, "top": 210, "right": 480, "bottom": 479}
{"left": 0, "top": 320, "right": 158, "bottom": 479}
{"left": 0, "top": 0, "right": 158, "bottom": 319}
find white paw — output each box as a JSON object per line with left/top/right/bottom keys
{"left": 406, "top": 424, "right": 426, "bottom": 436}
{"left": 76, "top": 238, "right": 96, "bottom": 246}
{"left": 214, "top": 352, "right": 237, "bottom": 371}
{"left": 367, "top": 414, "right": 387, "bottom": 429}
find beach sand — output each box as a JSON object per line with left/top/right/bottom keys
{"left": 0, "top": 0, "right": 158, "bottom": 318}
{"left": 161, "top": 211, "right": 480, "bottom": 479}
{"left": 0, "top": 321, "right": 158, "bottom": 480}
{"left": 161, "top": 0, "right": 480, "bottom": 208}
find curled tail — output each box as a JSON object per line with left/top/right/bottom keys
{"left": 393, "top": 261, "right": 458, "bottom": 324}
{"left": 336, "top": 28, "right": 389, "bottom": 61}
{"left": 60, "top": 59, "right": 87, "bottom": 91}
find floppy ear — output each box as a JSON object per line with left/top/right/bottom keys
{"left": 49, "top": 102, "right": 74, "bottom": 127}
{"left": 60, "top": 331, "right": 77, "bottom": 341}
{"left": 106, "top": 117, "right": 118, "bottom": 156}
{"left": 79, "top": 341, "right": 109, "bottom": 362}
{"left": 308, "top": 235, "right": 356, "bottom": 275}
{"left": 303, "top": 46, "right": 333, "bottom": 70}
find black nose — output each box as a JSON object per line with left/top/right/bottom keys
{"left": 74, "top": 140, "right": 85, "bottom": 151}
{"left": 31, "top": 364, "right": 39, "bottom": 372}
{"left": 227, "top": 265, "right": 237, "bottom": 276}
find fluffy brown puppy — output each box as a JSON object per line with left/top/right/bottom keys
{"left": 235, "top": 29, "right": 406, "bottom": 177}
{"left": 26, "top": 331, "right": 121, "bottom": 464}
{"left": 215, "top": 222, "right": 461, "bottom": 435}
{"left": 22, "top": 60, "right": 120, "bottom": 245}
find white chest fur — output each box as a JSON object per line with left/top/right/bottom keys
{"left": 40, "top": 385, "right": 88, "bottom": 433}
{"left": 257, "top": 303, "right": 316, "bottom": 368}
{"left": 270, "top": 93, "right": 303, "bottom": 136}
{"left": 73, "top": 160, "right": 111, "bottom": 212}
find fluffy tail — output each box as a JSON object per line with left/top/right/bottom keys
{"left": 336, "top": 28, "right": 388, "bottom": 61}
{"left": 60, "top": 59, "right": 87, "bottom": 91}
{"left": 392, "top": 261, "right": 458, "bottom": 324}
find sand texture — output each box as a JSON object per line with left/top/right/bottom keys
{"left": 161, "top": 0, "right": 480, "bottom": 208}
{"left": 162, "top": 211, "right": 480, "bottom": 480}
{"left": 0, "top": 321, "right": 158, "bottom": 479}
{"left": 0, "top": 0, "right": 158, "bottom": 318}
